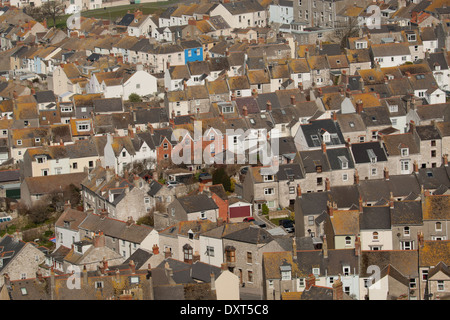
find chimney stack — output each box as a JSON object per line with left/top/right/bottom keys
{"left": 409, "top": 120, "right": 415, "bottom": 133}
{"left": 321, "top": 141, "right": 327, "bottom": 153}
{"left": 356, "top": 99, "right": 363, "bottom": 114}
{"left": 266, "top": 100, "right": 272, "bottom": 111}
{"left": 443, "top": 154, "right": 448, "bottom": 167}
{"left": 102, "top": 256, "right": 109, "bottom": 272}
{"left": 164, "top": 247, "right": 172, "bottom": 259}
{"left": 193, "top": 251, "right": 200, "bottom": 263}
{"left": 199, "top": 183, "right": 204, "bottom": 193}
{"left": 383, "top": 167, "right": 389, "bottom": 180}
{"left": 325, "top": 178, "right": 331, "bottom": 191}
{"left": 332, "top": 276, "right": 344, "bottom": 300}
{"left": 221, "top": 263, "right": 228, "bottom": 273}
{"left": 359, "top": 195, "right": 363, "bottom": 213}
{"left": 129, "top": 260, "right": 136, "bottom": 274}
{"left": 36, "top": 269, "right": 44, "bottom": 283}
{"left": 147, "top": 263, "right": 154, "bottom": 300}
{"left": 210, "top": 272, "right": 216, "bottom": 291}
{"left": 413, "top": 160, "right": 419, "bottom": 173}
{"left": 389, "top": 192, "right": 394, "bottom": 209}
{"left": 418, "top": 231, "right": 424, "bottom": 248}
{"left": 305, "top": 274, "right": 316, "bottom": 290}
{"left": 354, "top": 169, "right": 360, "bottom": 185}
{"left": 126, "top": 216, "right": 134, "bottom": 227}
{"left": 83, "top": 265, "right": 88, "bottom": 287}
{"left": 296, "top": 184, "right": 302, "bottom": 197}
{"left": 355, "top": 236, "right": 361, "bottom": 256}
{"left": 152, "top": 244, "right": 159, "bottom": 255}
{"left": 290, "top": 95, "right": 296, "bottom": 105}
{"left": 292, "top": 237, "right": 297, "bottom": 261}
{"left": 242, "top": 105, "right": 248, "bottom": 117}
{"left": 93, "top": 232, "right": 105, "bottom": 248}
{"left": 322, "top": 234, "right": 328, "bottom": 258}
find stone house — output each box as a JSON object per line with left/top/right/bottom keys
{"left": 54, "top": 207, "right": 88, "bottom": 250}
{"left": 350, "top": 141, "right": 389, "bottom": 181}
{"left": 81, "top": 166, "right": 150, "bottom": 223}
{"left": 222, "top": 225, "right": 286, "bottom": 291}
{"left": 421, "top": 193, "right": 450, "bottom": 241}
{"left": 418, "top": 239, "right": 450, "bottom": 299}
{"left": 158, "top": 219, "right": 218, "bottom": 263}
{"left": 62, "top": 233, "right": 124, "bottom": 273}
{"left": 242, "top": 166, "right": 280, "bottom": 213}
{"left": 0, "top": 234, "right": 47, "bottom": 287}
{"left": 166, "top": 193, "right": 219, "bottom": 225}
{"left": 359, "top": 205, "right": 393, "bottom": 251}
{"left": 414, "top": 124, "right": 443, "bottom": 169}
{"left": 77, "top": 212, "right": 158, "bottom": 260}
{"left": 359, "top": 250, "right": 418, "bottom": 300}
{"left": 382, "top": 132, "right": 421, "bottom": 176}
{"left": 390, "top": 200, "right": 423, "bottom": 251}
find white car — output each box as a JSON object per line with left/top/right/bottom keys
{"left": 166, "top": 181, "right": 182, "bottom": 188}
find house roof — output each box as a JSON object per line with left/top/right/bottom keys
{"left": 422, "top": 194, "right": 450, "bottom": 220}
{"left": 360, "top": 206, "right": 391, "bottom": 230}
{"left": 360, "top": 250, "right": 418, "bottom": 277}
{"left": 23, "top": 172, "right": 87, "bottom": 195}
{"left": 78, "top": 212, "right": 153, "bottom": 243}
{"left": 391, "top": 200, "right": 423, "bottom": 225}
{"left": 224, "top": 225, "right": 273, "bottom": 244}
{"left": 55, "top": 207, "right": 88, "bottom": 231}
{"left": 351, "top": 141, "right": 388, "bottom": 163}
{"left": 177, "top": 193, "right": 218, "bottom": 213}
{"left": 419, "top": 240, "right": 450, "bottom": 267}
{"left": 0, "top": 234, "right": 26, "bottom": 274}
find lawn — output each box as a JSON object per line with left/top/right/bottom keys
{"left": 81, "top": 0, "right": 179, "bottom": 20}
{"left": 46, "top": 0, "right": 179, "bottom": 29}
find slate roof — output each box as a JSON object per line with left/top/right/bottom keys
{"left": 390, "top": 200, "right": 423, "bottom": 225}
{"left": 93, "top": 98, "right": 123, "bottom": 113}
{"left": 300, "top": 119, "right": 346, "bottom": 147}
{"left": 360, "top": 250, "right": 418, "bottom": 278}
{"left": 78, "top": 213, "right": 153, "bottom": 243}
{"left": 224, "top": 225, "right": 273, "bottom": 244}
{"left": 360, "top": 206, "right": 392, "bottom": 230}
{"left": 351, "top": 141, "right": 388, "bottom": 163}
{"left": 177, "top": 194, "right": 218, "bottom": 213}
{"left": 0, "top": 235, "right": 26, "bottom": 274}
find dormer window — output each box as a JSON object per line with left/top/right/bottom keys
{"left": 401, "top": 148, "right": 409, "bottom": 157}
{"left": 280, "top": 263, "right": 292, "bottom": 281}
{"left": 338, "top": 156, "right": 349, "bottom": 169}
{"left": 367, "top": 149, "right": 377, "bottom": 163}
{"left": 264, "top": 174, "right": 274, "bottom": 182}
{"left": 388, "top": 105, "right": 398, "bottom": 113}
{"left": 407, "top": 33, "right": 416, "bottom": 42}
{"left": 222, "top": 105, "right": 234, "bottom": 113}
{"left": 36, "top": 156, "right": 46, "bottom": 164}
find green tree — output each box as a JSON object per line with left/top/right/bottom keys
{"left": 128, "top": 93, "right": 142, "bottom": 102}
{"left": 212, "top": 167, "right": 232, "bottom": 192}
{"left": 261, "top": 203, "right": 269, "bottom": 216}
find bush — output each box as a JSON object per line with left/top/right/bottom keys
{"left": 262, "top": 203, "right": 269, "bottom": 216}
{"left": 212, "top": 167, "right": 232, "bottom": 192}
{"left": 129, "top": 93, "right": 142, "bottom": 102}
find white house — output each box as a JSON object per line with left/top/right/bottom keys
{"left": 209, "top": 1, "right": 267, "bottom": 30}
{"left": 371, "top": 43, "right": 412, "bottom": 68}
{"left": 269, "top": 0, "right": 294, "bottom": 25}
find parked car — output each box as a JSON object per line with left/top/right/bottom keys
{"left": 243, "top": 217, "right": 255, "bottom": 222}
{"left": 166, "top": 181, "right": 182, "bottom": 188}
{"left": 254, "top": 220, "right": 267, "bottom": 228}
{"left": 279, "top": 219, "right": 295, "bottom": 233}
{"left": 198, "top": 173, "right": 212, "bottom": 182}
